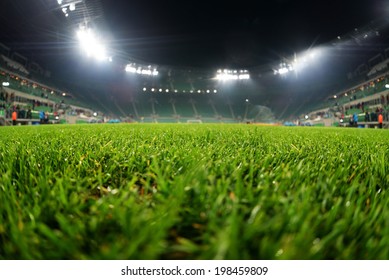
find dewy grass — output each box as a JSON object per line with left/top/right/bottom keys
{"left": 0, "top": 124, "right": 388, "bottom": 259}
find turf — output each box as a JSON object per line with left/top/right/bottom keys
{"left": 0, "top": 124, "right": 388, "bottom": 259}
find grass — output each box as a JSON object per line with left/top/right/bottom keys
{"left": 0, "top": 124, "right": 388, "bottom": 259}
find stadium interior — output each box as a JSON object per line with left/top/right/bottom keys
{"left": 0, "top": 0, "right": 388, "bottom": 128}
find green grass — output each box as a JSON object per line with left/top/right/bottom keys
{"left": 0, "top": 124, "right": 388, "bottom": 260}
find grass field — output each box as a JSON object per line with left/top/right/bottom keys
{"left": 0, "top": 124, "right": 388, "bottom": 259}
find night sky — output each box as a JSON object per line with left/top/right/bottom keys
{"left": 100, "top": 0, "right": 386, "bottom": 67}
{"left": 0, "top": 0, "right": 389, "bottom": 117}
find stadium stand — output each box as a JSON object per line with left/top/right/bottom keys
{"left": 0, "top": 52, "right": 100, "bottom": 126}
{"left": 304, "top": 60, "right": 389, "bottom": 129}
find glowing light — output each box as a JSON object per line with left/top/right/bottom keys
{"left": 278, "top": 67, "right": 289, "bottom": 75}
{"left": 77, "top": 27, "right": 110, "bottom": 61}
{"left": 2, "top": 82, "right": 9, "bottom": 87}
{"left": 125, "top": 63, "right": 158, "bottom": 76}
{"left": 57, "top": 0, "right": 63, "bottom": 5}
{"left": 69, "top": 3, "right": 76, "bottom": 11}
{"left": 215, "top": 69, "right": 250, "bottom": 80}
{"left": 143, "top": 87, "right": 147, "bottom": 91}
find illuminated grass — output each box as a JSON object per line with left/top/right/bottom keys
{"left": 0, "top": 124, "right": 388, "bottom": 259}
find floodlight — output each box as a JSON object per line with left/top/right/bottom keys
{"left": 385, "top": 84, "right": 389, "bottom": 89}
{"left": 93, "top": 112, "right": 98, "bottom": 117}
{"left": 77, "top": 27, "right": 110, "bottom": 61}
{"left": 165, "top": 89, "right": 169, "bottom": 92}
{"left": 62, "top": 93, "right": 66, "bottom": 96}
{"left": 238, "top": 74, "right": 250, "bottom": 80}
{"left": 278, "top": 67, "right": 289, "bottom": 75}
{"left": 206, "top": 90, "right": 210, "bottom": 93}
{"left": 159, "top": 89, "right": 162, "bottom": 92}
{"left": 125, "top": 65, "right": 136, "bottom": 73}
{"left": 69, "top": 3, "right": 76, "bottom": 11}
{"left": 57, "top": 0, "right": 63, "bottom": 5}
{"left": 2, "top": 82, "right": 9, "bottom": 87}
{"left": 213, "top": 89, "right": 217, "bottom": 93}
{"left": 151, "top": 88, "right": 155, "bottom": 92}
{"left": 125, "top": 63, "right": 158, "bottom": 76}
{"left": 143, "top": 87, "right": 147, "bottom": 91}
{"left": 305, "top": 115, "right": 309, "bottom": 119}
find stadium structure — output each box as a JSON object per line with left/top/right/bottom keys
{"left": 0, "top": 0, "right": 388, "bottom": 128}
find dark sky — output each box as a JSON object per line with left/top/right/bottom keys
{"left": 0, "top": 0, "right": 386, "bottom": 68}
{"left": 1, "top": 0, "right": 389, "bottom": 117}
{"left": 100, "top": 0, "right": 387, "bottom": 68}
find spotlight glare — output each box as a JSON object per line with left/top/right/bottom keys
{"left": 77, "top": 27, "right": 110, "bottom": 61}
{"left": 69, "top": 3, "right": 76, "bottom": 11}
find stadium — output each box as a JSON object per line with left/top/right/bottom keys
{"left": 0, "top": 0, "right": 388, "bottom": 261}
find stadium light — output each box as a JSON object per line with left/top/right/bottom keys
{"left": 2, "top": 82, "right": 9, "bottom": 87}
{"left": 69, "top": 3, "right": 76, "bottom": 11}
{"left": 76, "top": 27, "right": 111, "bottom": 61}
{"left": 275, "top": 48, "right": 323, "bottom": 75}
{"left": 215, "top": 69, "right": 250, "bottom": 81}
{"left": 125, "top": 63, "right": 158, "bottom": 76}
{"left": 385, "top": 84, "right": 389, "bottom": 89}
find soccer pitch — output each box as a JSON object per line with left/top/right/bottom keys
{"left": 0, "top": 124, "right": 388, "bottom": 259}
